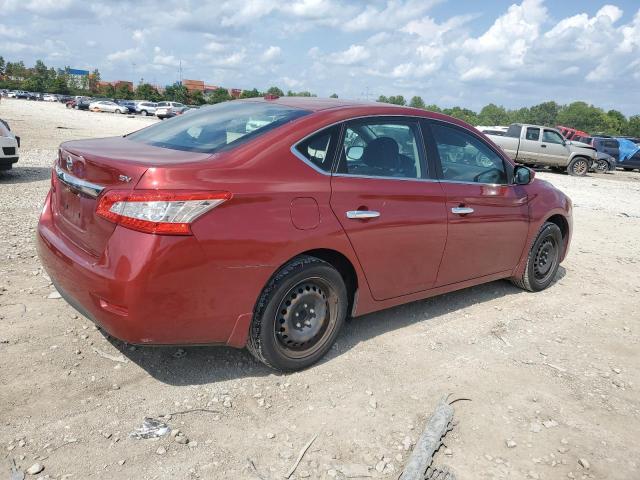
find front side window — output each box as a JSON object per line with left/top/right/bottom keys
{"left": 294, "top": 126, "right": 339, "bottom": 173}
{"left": 525, "top": 127, "right": 540, "bottom": 141}
{"left": 542, "top": 130, "right": 564, "bottom": 144}
{"left": 431, "top": 123, "right": 508, "bottom": 184}
{"left": 336, "top": 119, "right": 424, "bottom": 179}
{"left": 127, "top": 101, "right": 310, "bottom": 153}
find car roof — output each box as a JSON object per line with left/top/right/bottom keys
{"left": 241, "top": 96, "right": 405, "bottom": 113}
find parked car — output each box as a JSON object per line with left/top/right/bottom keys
{"left": 614, "top": 138, "right": 640, "bottom": 171}
{"left": 588, "top": 136, "right": 640, "bottom": 171}
{"left": 0, "top": 119, "right": 20, "bottom": 171}
{"left": 89, "top": 101, "right": 129, "bottom": 114}
{"left": 66, "top": 98, "right": 92, "bottom": 110}
{"left": 155, "top": 101, "right": 187, "bottom": 119}
{"left": 116, "top": 100, "right": 137, "bottom": 111}
{"left": 15, "top": 91, "right": 30, "bottom": 99}
{"left": 134, "top": 101, "right": 158, "bottom": 116}
{"left": 6, "top": 91, "right": 17, "bottom": 98}
{"left": 43, "top": 94, "right": 58, "bottom": 102}
{"left": 37, "top": 98, "right": 573, "bottom": 371}
{"left": 486, "top": 124, "right": 597, "bottom": 176}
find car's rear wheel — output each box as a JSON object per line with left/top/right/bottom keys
{"left": 511, "top": 222, "right": 563, "bottom": 292}
{"left": 140, "top": 110, "right": 148, "bottom": 116}
{"left": 247, "top": 256, "right": 347, "bottom": 371}
{"left": 115, "top": 109, "right": 122, "bottom": 114}
{"left": 567, "top": 157, "right": 589, "bottom": 176}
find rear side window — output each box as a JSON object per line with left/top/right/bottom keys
{"left": 525, "top": 127, "right": 540, "bottom": 141}
{"left": 294, "top": 126, "right": 339, "bottom": 173}
{"left": 604, "top": 140, "right": 618, "bottom": 148}
{"left": 336, "top": 119, "right": 425, "bottom": 179}
{"left": 127, "top": 102, "right": 310, "bottom": 153}
{"left": 506, "top": 124, "right": 522, "bottom": 138}
{"left": 432, "top": 123, "right": 507, "bottom": 185}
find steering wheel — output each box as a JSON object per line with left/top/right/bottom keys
{"left": 473, "top": 168, "right": 503, "bottom": 183}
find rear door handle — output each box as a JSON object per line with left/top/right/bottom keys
{"left": 451, "top": 207, "right": 474, "bottom": 215}
{"left": 346, "top": 210, "right": 380, "bottom": 219}
{"left": 541, "top": 144, "right": 547, "bottom": 148}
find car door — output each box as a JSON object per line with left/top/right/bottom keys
{"left": 425, "top": 121, "right": 530, "bottom": 286}
{"left": 539, "top": 129, "right": 569, "bottom": 165}
{"left": 518, "top": 126, "right": 542, "bottom": 163}
{"left": 329, "top": 117, "right": 448, "bottom": 300}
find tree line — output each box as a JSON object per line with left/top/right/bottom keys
{"left": 378, "top": 95, "right": 640, "bottom": 137}
{"left": 1, "top": 57, "right": 638, "bottom": 137}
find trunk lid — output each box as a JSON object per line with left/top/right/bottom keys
{"left": 52, "top": 136, "right": 212, "bottom": 256}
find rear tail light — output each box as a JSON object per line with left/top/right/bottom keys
{"left": 96, "top": 190, "right": 232, "bottom": 235}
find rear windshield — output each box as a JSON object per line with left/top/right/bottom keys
{"left": 126, "top": 101, "right": 310, "bottom": 153}
{"left": 505, "top": 124, "right": 522, "bottom": 138}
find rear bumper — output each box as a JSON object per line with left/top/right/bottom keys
{"left": 36, "top": 191, "right": 266, "bottom": 346}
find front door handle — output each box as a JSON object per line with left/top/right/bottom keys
{"left": 541, "top": 144, "right": 547, "bottom": 148}
{"left": 346, "top": 210, "right": 380, "bottom": 219}
{"left": 451, "top": 207, "right": 474, "bottom": 215}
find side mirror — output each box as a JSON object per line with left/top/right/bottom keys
{"left": 346, "top": 145, "right": 364, "bottom": 160}
{"left": 514, "top": 165, "right": 534, "bottom": 185}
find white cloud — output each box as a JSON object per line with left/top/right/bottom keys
{"left": 106, "top": 48, "right": 139, "bottom": 63}
{"left": 0, "top": 23, "right": 25, "bottom": 38}
{"left": 262, "top": 45, "right": 281, "bottom": 62}
{"left": 326, "top": 44, "right": 370, "bottom": 65}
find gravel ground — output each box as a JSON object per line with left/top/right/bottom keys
{"left": 1, "top": 99, "right": 639, "bottom": 480}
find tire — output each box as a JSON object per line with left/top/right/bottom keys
{"left": 567, "top": 157, "right": 589, "bottom": 176}
{"left": 140, "top": 110, "right": 148, "bottom": 116}
{"left": 247, "top": 255, "right": 348, "bottom": 371}
{"left": 115, "top": 109, "right": 122, "bottom": 114}
{"left": 594, "top": 159, "right": 610, "bottom": 173}
{"left": 74, "top": 105, "right": 79, "bottom": 110}
{"left": 511, "top": 222, "right": 563, "bottom": 292}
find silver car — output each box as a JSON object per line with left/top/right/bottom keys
{"left": 134, "top": 101, "right": 158, "bottom": 116}
{"left": 89, "top": 101, "right": 129, "bottom": 114}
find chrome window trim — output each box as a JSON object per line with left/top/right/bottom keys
{"left": 54, "top": 165, "right": 105, "bottom": 198}
{"left": 332, "top": 173, "right": 439, "bottom": 183}
{"left": 290, "top": 145, "right": 332, "bottom": 176}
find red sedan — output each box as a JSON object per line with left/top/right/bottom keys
{"left": 37, "top": 97, "right": 572, "bottom": 371}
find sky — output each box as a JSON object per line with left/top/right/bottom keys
{"left": 1, "top": 0, "right": 640, "bottom": 114}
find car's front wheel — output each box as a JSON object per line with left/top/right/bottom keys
{"left": 511, "top": 222, "right": 563, "bottom": 292}
{"left": 567, "top": 157, "right": 589, "bottom": 176}
{"left": 140, "top": 110, "right": 148, "bottom": 116}
{"left": 247, "top": 256, "right": 348, "bottom": 371}
{"left": 594, "top": 159, "right": 610, "bottom": 173}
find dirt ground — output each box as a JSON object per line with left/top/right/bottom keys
{"left": 1, "top": 99, "right": 639, "bottom": 480}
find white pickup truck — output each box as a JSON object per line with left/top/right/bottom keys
{"left": 485, "top": 123, "right": 597, "bottom": 176}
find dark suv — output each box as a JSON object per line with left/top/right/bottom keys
{"left": 591, "top": 137, "right": 640, "bottom": 171}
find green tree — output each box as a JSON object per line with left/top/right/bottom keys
{"left": 409, "top": 96, "right": 426, "bottom": 109}
{"left": 424, "top": 104, "right": 442, "bottom": 113}
{"left": 376, "top": 95, "right": 389, "bottom": 103}
{"left": 526, "top": 101, "right": 560, "bottom": 126}
{"left": 387, "top": 95, "right": 406, "bottom": 105}
{"left": 605, "top": 109, "right": 627, "bottom": 135}
{"left": 190, "top": 89, "right": 206, "bottom": 105}
{"left": 286, "top": 90, "right": 315, "bottom": 97}
{"left": 556, "top": 101, "right": 608, "bottom": 133}
{"left": 50, "top": 75, "right": 70, "bottom": 94}
{"left": 442, "top": 107, "right": 478, "bottom": 125}
{"left": 0, "top": 56, "right": 5, "bottom": 76}
{"left": 135, "top": 83, "right": 160, "bottom": 101}
{"left": 89, "top": 69, "right": 101, "bottom": 92}
{"left": 115, "top": 83, "right": 133, "bottom": 100}
{"left": 329, "top": 93, "right": 338, "bottom": 98}
{"left": 477, "top": 103, "right": 510, "bottom": 125}
{"left": 164, "top": 84, "right": 190, "bottom": 103}
{"left": 266, "top": 86, "right": 284, "bottom": 97}
{"left": 98, "top": 83, "right": 116, "bottom": 98}
{"left": 240, "top": 88, "right": 262, "bottom": 98}
{"left": 624, "top": 115, "right": 640, "bottom": 137}
{"left": 207, "top": 87, "right": 233, "bottom": 104}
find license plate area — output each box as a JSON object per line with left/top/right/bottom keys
{"left": 58, "top": 185, "right": 86, "bottom": 229}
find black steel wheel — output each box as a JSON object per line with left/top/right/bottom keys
{"left": 248, "top": 256, "right": 348, "bottom": 371}
{"left": 511, "top": 221, "right": 563, "bottom": 292}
